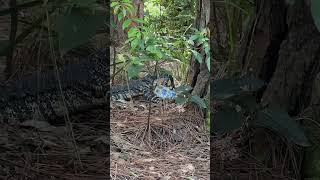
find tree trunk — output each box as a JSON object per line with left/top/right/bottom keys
{"left": 237, "top": 0, "right": 320, "bottom": 178}
{"left": 0, "top": 13, "right": 10, "bottom": 81}
{"left": 110, "top": 0, "right": 144, "bottom": 82}
{"left": 110, "top": 0, "right": 144, "bottom": 47}
{"left": 133, "top": 0, "right": 144, "bottom": 20}
{"left": 187, "top": 0, "right": 210, "bottom": 98}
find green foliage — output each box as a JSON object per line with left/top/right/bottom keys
{"left": 213, "top": 75, "right": 310, "bottom": 147}
{"left": 216, "top": 0, "right": 254, "bottom": 75}
{"left": 140, "top": 0, "right": 196, "bottom": 80}
{"left": 122, "top": 19, "right": 132, "bottom": 30}
{"left": 127, "top": 64, "right": 144, "bottom": 78}
{"left": 111, "top": 1, "right": 148, "bottom": 78}
{"left": 0, "top": 0, "right": 107, "bottom": 56}
{"left": 211, "top": 0, "right": 314, "bottom": 147}
{"left": 174, "top": 84, "right": 207, "bottom": 109}
{"left": 111, "top": 0, "right": 135, "bottom": 21}
{"left": 175, "top": 84, "right": 193, "bottom": 92}
{"left": 190, "top": 95, "right": 207, "bottom": 109}
{"left": 175, "top": 95, "right": 189, "bottom": 104}
{"left": 144, "top": 0, "right": 196, "bottom": 35}
{"left": 111, "top": 0, "right": 207, "bottom": 111}
{"left": 122, "top": 23, "right": 210, "bottom": 79}
{"left": 144, "top": 1, "right": 165, "bottom": 17}
{"left": 123, "top": 24, "right": 171, "bottom": 77}
{"left": 253, "top": 105, "right": 311, "bottom": 147}
{"left": 188, "top": 28, "right": 210, "bottom": 71}
{"left": 213, "top": 75, "right": 265, "bottom": 100}
{"left": 311, "top": 0, "right": 320, "bottom": 32}
{"left": 54, "top": 7, "right": 106, "bottom": 54}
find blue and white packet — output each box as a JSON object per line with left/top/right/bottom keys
{"left": 153, "top": 86, "right": 177, "bottom": 99}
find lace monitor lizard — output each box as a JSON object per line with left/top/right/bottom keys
{"left": 0, "top": 49, "right": 174, "bottom": 124}
{"left": 110, "top": 74, "right": 175, "bottom": 103}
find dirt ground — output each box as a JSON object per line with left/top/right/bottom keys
{"left": 110, "top": 100, "right": 210, "bottom": 179}
{"left": 0, "top": 109, "right": 110, "bottom": 179}
{"left": 0, "top": 97, "right": 297, "bottom": 180}
{"left": 0, "top": 99, "right": 209, "bottom": 180}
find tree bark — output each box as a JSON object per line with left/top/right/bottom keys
{"left": 237, "top": 0, "right": 320, "bottom": 178}
{"left": 110, "top": 0, "right": 144, "bottom": 47}
{"left": 110, "top": 0, "right": 144, "bottom": 81}
{"left": 133, "top": 0, "right": 144, "bottom": 20}
{"left": 187, "top": 0, "right": 210, "bottom": 98}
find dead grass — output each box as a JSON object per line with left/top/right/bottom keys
{"left": 0, "top": 110, "right": 109, "bottom": 179}
{"left": 110, "top": 101, "right": 210, "bottom": 179}
{"left": 0, "top": 97, "right": 300, "bottom": 180}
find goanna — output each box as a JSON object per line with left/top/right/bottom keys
{"left": 0, "top": 49, "right": 174, "bottom": 124}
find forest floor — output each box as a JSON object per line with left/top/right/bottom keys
{"left": 110, "top": 101, "right": 210, "bottom": 179}
{"left": 0, "top": 100, "right": 209, "bottom": 179}
{"left": 0, "top": 100, "right": 296, "bottom": 180}
{"left": 0, "top": 109, "right": 109, "bottom": 179}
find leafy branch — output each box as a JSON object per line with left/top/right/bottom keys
{"left": 212, "top": 75, "right": 311, "bottom": 147}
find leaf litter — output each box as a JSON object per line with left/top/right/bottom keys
{"left": 110, "top": 100, "right": 210, "bottom": 179}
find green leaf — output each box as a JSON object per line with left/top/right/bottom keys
{"left": 139, "top": 39, "right": 145, "bottom": 49}
{"left": 113, "top": 5, "right": 120, "bottom": 14}
{"left": 122, "top": 9, "right": 127, "bottom": 17}
{"left": 124, "top": 3, "right": 134, "bottom": 14}
{"left": 132, "top": 17, "right": 144, "bottom": 23}
{"left": 212, "top": 106, "right": 243, "bottom": 134}
{"left": 54, "top": 8, "right": 106, "bottom": 54}
{"left": 122, "top": 19, "right": 132, "bottom": 30}
{"left": 136, "top": 31, "right": 142, "bottom": 39}
{"left": 203, "top": 42, "right": 210, "bottom": 54}
{"left": 146, "top": 45, "right": 156, "bottom": 53}
{"left": 191, "top": 50, "right": 203, "bottom": 63}
{"left": 130, "top": 56, "right": 142, "bottom": 65}
{"left": 110, "top": 20, "right": 117, "bottom": 29}
{"left": 206, "top": 56, "right": 210, "bottom": 71}
{"left": 127, "top": 64, "right": 143, "bottom": 78}
{"left": 213, "top": 75, "right": 265, "bottom": 100}
{"left": 139, "top": 55, "right": 151, "bottom": 62}
{"left": 187, "top": 39, "right": 194, "bottom": 46}
{"left": 175, "top": 84, "right": 193, "bottom": 93}
{"left": 175, "top": 95, "right": 188, "bottom": 104}
{"left": 130, "top": 39, "right": 140, "bottom": 49}
{"left": 190, "top": 95, "right": 207, "bottom": 109}
{"left": 155, "top": 50, "right": 163, "bottom": 59}
{"left": 118, "top": 12, "right": 124, "bottom": 21}
{"left": 128, "top": 27, "right": 138, "bottom": 38}
{"left": 111, "top": 2, "right": 119, "bottom": 8}
{"left": 190, "top": 34, "right": 199, "bottom": 41}
{"left": 252, "top": 105, "right": 311, "bottom": 147}
{"left": 311, "top": 0, "right": 320, "bottom": 32}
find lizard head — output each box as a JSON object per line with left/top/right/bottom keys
{"left": 152, "top": 73, "right": 175, "bottom": 90}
